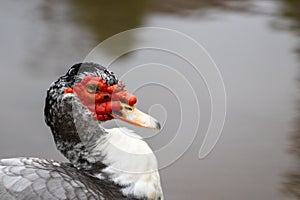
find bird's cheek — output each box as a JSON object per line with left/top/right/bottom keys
{"left": 95, "top": 93, "right": 111, "bottom": 102}
{"left": 95, "top": 103, "right": 106, "bottom": 115}
{"left": 73, "top": 85, "right": 93, "bottom": 104}
{"left": 95, "top": 101, "right": 121, "bottom": 115}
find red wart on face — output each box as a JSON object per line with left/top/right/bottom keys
{"left": 63, "top": 75, "right": 160, "bottom": 130}
{"left": 63, "top": 76, "right": 137, "bottom": 121}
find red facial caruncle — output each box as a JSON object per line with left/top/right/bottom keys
{"left": 64, "top": 76, "right": 137, "bottom": 121}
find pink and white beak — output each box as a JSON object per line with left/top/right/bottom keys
{"left": 111, "top": 102, "right": 161, "bottom": 130}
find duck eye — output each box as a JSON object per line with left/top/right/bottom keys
{"left": 86, "top": 85, "right": 100, "bottom": 93}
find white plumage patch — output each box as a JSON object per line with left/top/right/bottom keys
{"left": 94, "top": 127, "right": 163, "bottom": 200}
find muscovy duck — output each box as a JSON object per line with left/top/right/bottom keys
{"left": 0, "top": 63, "right": 163, "bottom": 200}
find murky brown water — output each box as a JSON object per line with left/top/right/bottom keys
{"left": 1, "top": 0, "right": 300, "bottom": 199}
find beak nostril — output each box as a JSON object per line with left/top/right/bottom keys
{"left": 124, "top": 106, "right": 132, "bottom": 111}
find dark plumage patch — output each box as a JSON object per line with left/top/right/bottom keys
{"left": 67, "top": 63, "right": 118, "bottom": 86}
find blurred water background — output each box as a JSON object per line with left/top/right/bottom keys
{"left": 1, "top": 0, "right": 300, "bottom": 199}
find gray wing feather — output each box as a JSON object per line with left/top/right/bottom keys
{"left": 0, "top": 158, "right": 101, "bottom": 200}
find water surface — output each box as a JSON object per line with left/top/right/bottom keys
{"left": 0, "top": 0, "right": 300, "bottom": 199}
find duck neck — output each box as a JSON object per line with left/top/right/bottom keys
{"left": 45, "top": 91, "right": 107, "bottom": 170}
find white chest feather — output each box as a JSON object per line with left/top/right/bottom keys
{"left": 94, "top": 127, "right": 163, "bottom": 200}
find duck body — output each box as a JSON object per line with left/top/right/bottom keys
{"left": 0, "top": 63, "right": 163, "bottom": 200}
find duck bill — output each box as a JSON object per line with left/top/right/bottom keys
{"left": 111, "top": 102, "right": 161, "bottom": 130}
